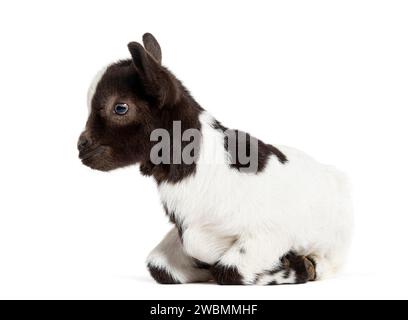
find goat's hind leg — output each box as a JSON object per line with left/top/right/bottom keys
{"left": 255, "top": 252, "right": 316, "bottom": 285}
{"left": 146, "top": 227, "right": 212, "bottom": 284}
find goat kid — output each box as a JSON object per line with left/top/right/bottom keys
{"left": 78, "top": 33, "right": 353, "bottom": 285}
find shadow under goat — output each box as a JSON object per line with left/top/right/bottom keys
{"left": 78, "top": 33, "right": 353, "bottom": 285}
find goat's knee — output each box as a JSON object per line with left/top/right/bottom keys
{"left": 147, "top": 262, "right": 181, "bottom": 284}
{"left": 147, "top": 228, "right": 212, "bottom": 284}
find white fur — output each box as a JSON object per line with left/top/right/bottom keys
{"left": 150, "top": 111, "right": 353, "bottom": 284}
{"left": 87, "top": 65, "right": 108, "bottom": 114}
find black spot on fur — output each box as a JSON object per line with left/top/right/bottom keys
{"left": 283, "top": 269, "right": 291, "bottom": 279}
{"left": 211, "top": 263, "right": 243, "bottom": 285}
{"left": 147, "top": 263, "right": 180, "bottom": 284}
{"left": 268, "top": 266, "right": 284, "bottom": 276}
{"left": 212, "top": 120, "right": 287, "bottom": 173}
{"left": 211, "top": 119, "right": 228, "bottom": 132}
{"left": 193, "top": 258, "right": 212, "bottom": 270}
{"left": 239, "top": 247, "right": 246, "bottom": 254}
{"left": 163, "top": 203, "right": 184, "bottom": 239}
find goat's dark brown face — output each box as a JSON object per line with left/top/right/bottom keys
{"left": 78, "top": 61, "right": 151, "bottom": 171}
{"left": 77, "top": 33, "right": 179, "bottom": 171}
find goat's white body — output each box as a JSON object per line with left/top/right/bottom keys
{"left": 154, "top": 112, "right": 353, "bottom": 283}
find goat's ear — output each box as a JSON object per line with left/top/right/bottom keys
{"left": 127, "top": 41, "right": 179, "bottom": 108}
{"left": 143, "top": 33, "right": 162, "bottom": 64}
{"left": 128, "top": 41, "right": 157, "bottom": 83}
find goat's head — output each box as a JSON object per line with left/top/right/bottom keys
{"left": 78, "top": 33, "right": 182, "bottom": 171}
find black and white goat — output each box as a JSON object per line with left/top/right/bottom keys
{"left": 78, "top": 33, "right": 353, "bottom": 285}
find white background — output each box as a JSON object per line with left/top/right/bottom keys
{"left": 0, "top": 0, "right": 407, "bottom": 299}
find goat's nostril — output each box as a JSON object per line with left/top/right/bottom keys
{"left": 77, "top": 135, "right": 90, "bottom": 151}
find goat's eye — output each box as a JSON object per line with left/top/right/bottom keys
{"left": 114, "top": 103, "right": 129, "bottom": 115}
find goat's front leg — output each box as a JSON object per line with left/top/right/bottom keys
{"left": 146, "top": 227, "right": 213, "bottom": 284}
{"left": 210, "top": 233, "right": 316, "bottom": 285}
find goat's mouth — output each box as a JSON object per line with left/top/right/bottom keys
{"left": 78, "top": 145, "right": 105, "bottom": 161}
{"left": 79, "top": 145, "right": 117, "bottom": 172}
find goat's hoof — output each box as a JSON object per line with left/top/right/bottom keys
{"left": 281, "top": 253, "right": 316, "bottom": 283}
{"left": 304, "top": 257, "right": 316, "bottom": 281}
{"left": 147, "top": 263, "right": 180, "bottom": 284}
{"left": 210, "top": 263, "right": 243, "bottom": 285}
